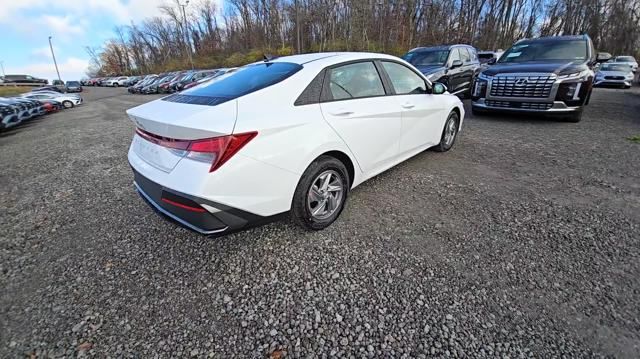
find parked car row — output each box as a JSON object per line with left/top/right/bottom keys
{"left": 0, "top": 91, "right": 83, "bottom": 131}
{"left": 126, "top": 68, "right": 238, "bottom": 95}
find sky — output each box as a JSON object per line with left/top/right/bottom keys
{"left": 0, "top": 0, "right": 222, "bottom": 82}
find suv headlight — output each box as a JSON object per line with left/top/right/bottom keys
{"left": 478, "top": 73, "right": 493, "bottom": 81}
{"left": 557, "top": 70, "right": 591, "bottom": 81}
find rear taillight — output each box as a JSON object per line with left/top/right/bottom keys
{"left": 135, "top": 128, "right": 257, "bottom": 172}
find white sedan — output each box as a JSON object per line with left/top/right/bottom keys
{"left": 127, "top": 52, "right": 465, "bottom": 235}
{"left": 22, "top": 92, "right": 83, "bottom": 108}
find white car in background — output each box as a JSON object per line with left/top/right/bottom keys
{"left": 105, "top": 76, "right": 130, "bottom": 87}
{"left": 23, "top": 92, "right": 83, "bottom": 108}
{"left": 613, "top": 56, "right": 638, "bottom": 73}
{"left": 127, "top": 52, "right": 464, "bottom": 235}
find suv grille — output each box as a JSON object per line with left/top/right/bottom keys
{"left": 486, "top": 100, "right": 553, "bottom": 110}
{"left": 604, "top": 76, "right": 624, "bottom": 80}
{"left": 490, "top": 75, "right": 555, "bottom": 98}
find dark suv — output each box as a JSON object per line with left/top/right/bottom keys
{"left": 401, "top": 44, "right": 481, "bottom": 97}
{"left": 471, "top": 35, "right": 610, "bottom": 122}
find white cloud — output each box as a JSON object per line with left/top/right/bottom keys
{"left": 31, "top": 46, "right": 58, "bottom": 60}
{"left": 5, "top": 57, "right": 90, "bottom": 83}
{"left": 41, "top": 15, "right": 84, "bottom": 38}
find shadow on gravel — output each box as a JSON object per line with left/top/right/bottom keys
{"left": 470, "top": 111, "right": 571, "bottom": 124}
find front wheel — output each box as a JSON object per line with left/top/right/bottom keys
{"left": 62, "top": 100, "right": 74, "bottom": 109}
{"left": 433, "top": 111, "right": 460, "bottom": 152}
{"left": 291, "top": 156, "right": 350, "bottom": 230}
{"left": 114, "top": 83, "right": 119, "bottom": 87}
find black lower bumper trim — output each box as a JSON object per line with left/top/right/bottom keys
{"left": 132, "top": 168, "right": 282, "bottom": 236}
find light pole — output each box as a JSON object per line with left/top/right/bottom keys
{"left": 0, "top": 61, "right": 6, "bottom": 77}
{"left": 48, "top": 36, "right": 62, "bottom": 83}
{"left": 180, "top": 1, "right": 194, "bottom": 70}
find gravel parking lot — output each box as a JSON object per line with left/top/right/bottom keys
{"left": 1, "top": 86, "right": 639, "bottom": 357}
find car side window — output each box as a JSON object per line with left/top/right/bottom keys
{"left": 448, "top": 48, "right": 461, "bottom": 64}
{"left": 381, "top": 62, "right": 427, "bottom": 95}
{"left": 327, "top": 62, "right": 385, "bottom": 101}
{"left": 459, "top": 48, "right": 471, "bottom": 63}
{"left": 468, "top": 48, "right": 478, "bottom": 62}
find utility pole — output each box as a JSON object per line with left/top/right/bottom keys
{"left": 48, "top": 36, "right": 62, "bottom": 83}
{"left": 0, "top": 61, "right": 5, "bottom": 77}
{"left": 180, "top": 1, "right": 195, "bottom": 70}
{"left": 295, "top": 0, "right": 300, "bottom": 53}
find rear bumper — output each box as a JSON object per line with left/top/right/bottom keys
{"left": 132, "top": 168, "right": 275, "bottom": 235}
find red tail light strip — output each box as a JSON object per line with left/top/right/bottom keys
{"left": 160, "top": 197, "right": 206, "bottom": 212}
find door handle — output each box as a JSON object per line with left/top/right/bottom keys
{"left": 401, "top": 103, "right": 415, "bottom": 109}
{"left": 329, "top": 110, "right": 354, "bottom": 116}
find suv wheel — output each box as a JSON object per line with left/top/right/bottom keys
{"left": 291, "top": 156, "right": 349, "bottom": 230}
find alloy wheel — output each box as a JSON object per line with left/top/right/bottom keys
{"left": 443, "top": 117, "right": 457, "bottom": 146}
{"left": 307, "top": 170, "right": 344, "bottom": 220}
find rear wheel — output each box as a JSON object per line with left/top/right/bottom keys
{"left": 433, "top": 111, "right": 460, "bottom": 152}
{"left": 62, "top": 100, "right": 74, "bottom": 109}
{"left": 291, "top": 156, "right": 349, "bottom": 230}
{"left": 114, "top": 83, "right": 119, "bottom": 87}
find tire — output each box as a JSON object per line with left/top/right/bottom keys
{"left": 291, "top": 155, "right": 350, "bottom": 230}
{"left": 565, "top": 110, "right": 583, "bottom": 123}
{"left": 433, "top": 111, "right": 460, "bottom": 152}
{"left": 114, "top": 83, "right": 119, "bottom": 87}
{"left": 62, "top": 100, "right": 74, "bottom": 109}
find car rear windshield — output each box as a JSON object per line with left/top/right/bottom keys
{"left": 67, "top": 81, "right": 80, "bottom": 86}
{"left": 499, "top": 40, "right": 588, "bottom": 63}
{"left": 402, "top": 50, "right": 449, "bottom": 66}
{"left": 183, "top": 62, "right": 302, "bottom": 99}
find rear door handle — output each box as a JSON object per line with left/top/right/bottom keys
{"left": 402, "top": 103, "right": 415, "bottom": 109}
{"left": 329, "top": 110, "right": 354, "bottom": 116}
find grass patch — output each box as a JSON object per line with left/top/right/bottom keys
{"left": 628, "top": 135, "right": 640, "bottom": 144}
{"left": 0, "top": 86, "right": 32, "bottom": 97}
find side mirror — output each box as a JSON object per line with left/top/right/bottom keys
{"left": 596, "top": 52, "right": 612, "bottom": 63}
{"left": 450, "top": 60, "right": 463, "bottom": 69}
{"left": 432, "top": 82, "right": 447, "bottom": 95}
{"left": 487, "top": 57, "right": 497, "bottom": 65}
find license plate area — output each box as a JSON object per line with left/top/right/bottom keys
{"left": 132, "top": 135, "right": 185, "bottom": 173}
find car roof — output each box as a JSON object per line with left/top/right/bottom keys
{"left": 516, "top": 34, "right": 588, "bottom": 44}
{"left": 408, "top": 44, "right": 475, "bottom": 53}
{"left": 266, "top": 52, "right": 402, "bottom": 67}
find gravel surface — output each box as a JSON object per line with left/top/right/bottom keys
{"left": 1, "top": 86, "right": 639, "bottom": 357}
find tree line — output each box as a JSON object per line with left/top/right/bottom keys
{"left": 87, "top": 0, "right": 640, "bottom": 76}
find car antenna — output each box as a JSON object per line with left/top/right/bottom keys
{"left": 263, "top": 54, "right": 277, "bottom": 62}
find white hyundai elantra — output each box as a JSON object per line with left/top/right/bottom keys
{"left": 127, "top": 52, "right": 464, "bottom": 235}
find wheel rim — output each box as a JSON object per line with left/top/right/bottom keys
{"left": 63, "top": 101, "right": 72, "bottom": 108}
{"left": 444, "top": 116, "right": 457, "bottom": 146}
{"left": 307, "top": 170, "right": 344, "bottom": 220}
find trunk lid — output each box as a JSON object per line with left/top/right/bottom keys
{"left": 127, "top": 97, "right": 237, "bottom": 173}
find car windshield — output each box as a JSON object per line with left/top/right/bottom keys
{"left": 499, "top": 40, "right": 587, "bottom": 63}
{"left": 67, "top": 81, "right": 80, "bottom": 86}
{"left": 616, "top": 56, "right": 635, "bottom": 62}
{"left": 402, "top": 50, "right": 449, "bottom": 66}
{"left": 185, "top": 62, "right": 302, "bottom": 98}
{"left": 601, "top": 64, "right": 632, "bottom": 72}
